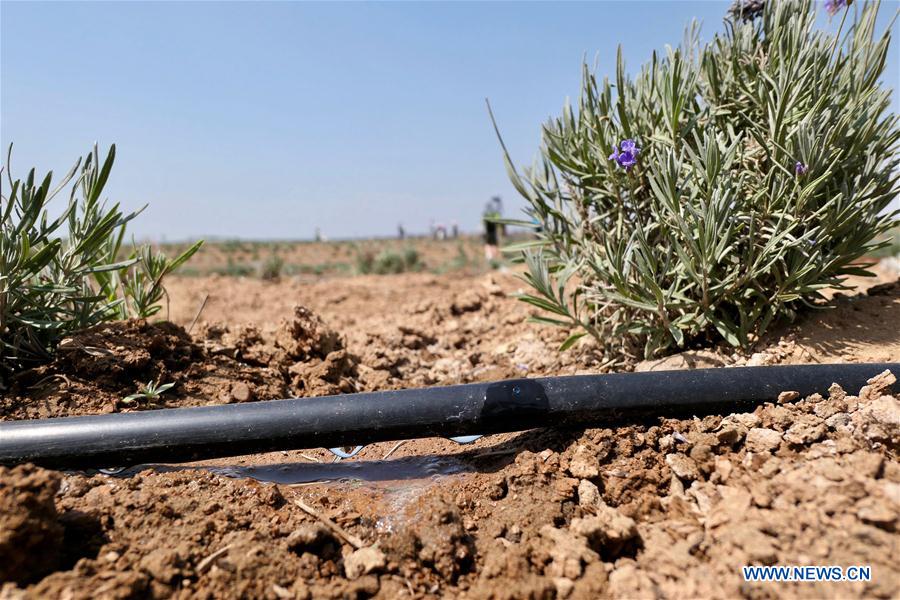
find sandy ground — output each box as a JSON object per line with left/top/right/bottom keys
{"left": 1, "top": 265, "right": 898, "bottom": 599}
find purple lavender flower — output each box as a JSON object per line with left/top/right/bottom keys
{"left": 609, "top": 139, "right": 640, "bottom": 171}
{"left": 795, "top": 161, "right": 808, "bottom": 176}
{"left": 825, "top": 0, "right": 848, "bottom": 16}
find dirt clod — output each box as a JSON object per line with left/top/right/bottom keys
{"left": 782, "top": 414, "right": 826, "bottom": 445}
{"left": 777, "top": 390, "right": 800, "bottom": 404}
{"left": 541, "top": 525, "right": 598, "bottom": 579}
{"left": 570, "top": 504, "right": 639, "bottom": 559}
{"left": 854, "top": 395, "right": 900, "bottom": 445}
{"left": 343, "top": 546, "right": 386, "bottom": 579}
{"left": 566, "top": 444, "right": 600, "bottom": 479}
{"left": 665, "top": 452, "right": 701, "bottom": 481}
{"left": 229, "top": 381, "right": 253, "bottom": 402}
{"left": 0, "top": 465, "right": 64, "bottom": 584}
{"left": 286, "top": 523, "right": 339, "bottom": 555}
{"left": 744, "top": 427, "right": 782, "bottom": 453}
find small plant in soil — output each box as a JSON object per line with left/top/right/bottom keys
{"left": 0, "top": 144, "right": 202, "bottom": 381}
{"left": 215, "top": 258, "right": 255, "bottom": 277}
{"left": 260, "top": 251, "right": 285, "bottom": 281}
{"left": 494, "top": 0, "right": 899, "bottom": 358}
{"left": 356, "top": 246, "right": 425, "bottom": 275}
{"left": 121, "top": 380, "right": 175, "bottom": 404}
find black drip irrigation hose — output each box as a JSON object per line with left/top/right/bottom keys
{"left": 0, "top": 363, "right": 896, "bottom": 469}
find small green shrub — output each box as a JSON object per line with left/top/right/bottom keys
{"left": 259, "top": 252, "right": 284, "bottom": 281}
{"left": 356, "top": 246, "right": 424, "bottom": 275}
{"left": 355, "top": 249, "right": 375, "bottom": 274}
{"left": 214, "top": 258, "right": 254, "bottom": 277}
{"left": 0, "top": 144, "right": 202, "bottom": 378}
{"left": 495, "top": 0, "right": 899, "bottom": 357}
{"left": 401, "top": 247, "right": 422, "bottom": 271}
{"left": 374, "top": 250, "right": 406, "bottom": 274}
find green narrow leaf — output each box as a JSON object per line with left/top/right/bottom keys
{"left": 559, "top": 332, "right": 587, "bottom": 351}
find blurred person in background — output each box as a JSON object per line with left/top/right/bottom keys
{"left": 483, "top": 196, "right": 503, "bottom": 261}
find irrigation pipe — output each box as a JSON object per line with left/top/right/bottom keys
{"left": 0, "top": 363, "right": 895, "bottom": 469}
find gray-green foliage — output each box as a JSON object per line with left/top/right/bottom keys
{"left": 496, "top": 0, "right": 899, "bottom": 358}
{"left": 122, "top": 380, "right": 175, "bottom": 404}
{"left": 356, "top": 246, "right": 424, "bottom": 275}
{"left": 0, "top": 144, "right": 202, "bottom": 378}
{"left": 260, "top": 251, "right": 285, "bottom": 281}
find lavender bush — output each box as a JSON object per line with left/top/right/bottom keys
{"left": 495, "top": 0, "right": 899, "bottom": 358}
{"left": 0, "top": 145, "right": 202, "bottom": 379}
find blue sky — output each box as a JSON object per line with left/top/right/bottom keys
{"left": 2, "top": 1, "right": 898, "bottom": 241}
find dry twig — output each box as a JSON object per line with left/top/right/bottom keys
{"left": 195, "top": 544, "right": 233, "bottom": 573}
{"left": 294, "top": 499, "right": 364, "bottom": 549}
{"left": 188, "top": 293, "right": 210, "bottom": 334}
{"left": 382, "top": 440, "right": 406, "bottom": 460}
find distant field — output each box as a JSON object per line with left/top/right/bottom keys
{"left": 156, "top": 225, "right": 900, "bottom": 280}
{"left": 871, "top": 224, "right": 900, "bottom": 259}
{"left": 157, "top": 234, "right": 508, "bottom": 279}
